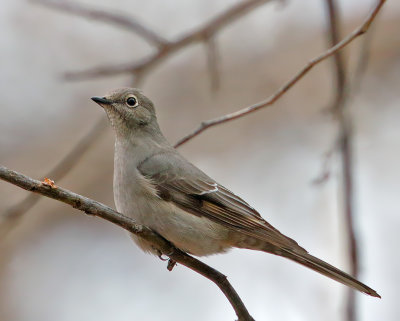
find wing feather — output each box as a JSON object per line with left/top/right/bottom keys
{"left": 138, "top": 152, "right": 304, "bottom": 251}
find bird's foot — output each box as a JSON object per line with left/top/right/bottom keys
{"left": 167, "top": 259, "right": 177, "bottom": 271}
{"left": 153, "top": 247, "right": 168, "bottom": 261}
{"left": 152, "top": 246, "right": 176, "bottom": 271}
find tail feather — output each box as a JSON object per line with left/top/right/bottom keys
{"left": 280, "top": 249, "right": 380, "bottom": 298}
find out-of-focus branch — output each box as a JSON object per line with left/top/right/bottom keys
{"left": 0, "top": 165, "right": 254, "bottom": 321}
{"left": 62, "top": 0, "right": 272, "bottom": 80}
{"left": 312, "top": 146, "right": 337, "bottom": 185}
{"left": 0, "top": 117, "right": 108, "bottom": 237}
{"left": 174, "top": 0, "right": 386, "bottom": 148}
{"left": 324, "top": 1, "right": 358, "bottom": 321}
{"left": 341, "top": 99, "right": 357, "bottom": 321}
{"left": 32, "top": 0, "right": 168, "bottom": 47}
{"left": 326, "top": 0, "right": 346, "bottom": 106}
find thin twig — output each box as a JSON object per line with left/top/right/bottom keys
{"left": 174, "top": 0, "right": 386, "bottom": 148}
{"left": 0, "top": 165, "right": 254, "bottom": 321}
{"left": 63, "top": 0, "right": 272, "bottom": 80}
{"left": 324, "top": 1, "right": 358, "bottom": 320}
{"left": 31, "top": 0, "right": 168, "bottom": 47}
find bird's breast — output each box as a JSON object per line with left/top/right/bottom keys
{"left": 112, "top": 139, "right": 233, "bottom": 256}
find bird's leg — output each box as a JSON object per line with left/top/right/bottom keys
{"left": 152, "top": 246, "right": 177, "bottom": 271}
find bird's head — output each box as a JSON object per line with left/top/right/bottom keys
{"left": 91, "top": 88, "right": 157, "bottom": 136}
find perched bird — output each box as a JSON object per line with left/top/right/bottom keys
{"left": 91, "top": 88, "right": 379, "bottom": 298}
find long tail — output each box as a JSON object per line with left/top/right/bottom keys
{"left": 279, "top": 248, "right": 380, "bottom": 298}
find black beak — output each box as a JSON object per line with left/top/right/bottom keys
{"left": 91, "top": 96, "right": 112, "bottom": 105}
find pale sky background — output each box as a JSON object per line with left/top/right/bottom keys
{"left": 0, "top": 0, "right": 399, "bottom": 321}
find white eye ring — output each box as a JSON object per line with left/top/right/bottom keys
{"left": 126, "top": 95, "right": 138, "bottom": 107}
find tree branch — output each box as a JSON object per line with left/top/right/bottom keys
{"left": 323, "top": 1, "right": 380, "bottom": 320}
{"left": 174, "top": 0, "right": 386, "bottom": 147}
{"left": 31, "top": 0, "right": 168, "bottom": 47}
{"left": 62, "top": 0, "right": 272, "bottom": 80}
{"left": 0, "top": 164, "right": 254, "bottom": 321}
{"left": 325, "top": 0, "right": 346, "bottom": 107}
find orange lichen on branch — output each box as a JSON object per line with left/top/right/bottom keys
{"left": 42, "top": 177, "right": 57, "bottom": 188}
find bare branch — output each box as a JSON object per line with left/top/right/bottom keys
{"left": 0, "top": 165, "right": 255, "bottom": 321}
{"left": 64, "top": 52, "right": 162, "bottom": 80}
{"left": 341, "top": 105, "right": 357, "bottom": 321}
{"left": 174, "top": 0, "right": 386, "bottom": 148}
{"left": 325, "top": 0, "right": 346, "bottom": 107}
{"left": 323, "top": 1, "right": 375, "bottom": 320}
{"left": 31, "top": 0, "right": 168, "bottom": 47}
{"left": 63, "top": 0, "right": 272, "bottom": 80}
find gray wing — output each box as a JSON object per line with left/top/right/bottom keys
{"left": 138, "top": 151, "right": 304, "bottom": 251}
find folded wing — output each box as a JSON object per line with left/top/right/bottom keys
{"left": 138, "top": 151, "right": 306, "bottom": 252}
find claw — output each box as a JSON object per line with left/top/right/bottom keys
{"left": 151, "top": 246, "right": 176, "bottom": 269}
{"left": 158, "top": 254, "right": 169, "bottom": 261}
{"left": 152, "top": 247, "right": 169, "bottom": 261}
{"left": 167, "top": 259, "right": 177, "bottom": 271}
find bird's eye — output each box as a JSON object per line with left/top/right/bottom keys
{"left": 126, "top": 96, "right": 138, "bottom": 107}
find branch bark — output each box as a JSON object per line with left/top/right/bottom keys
{"left": 174, "top": 0, "right": 386, "bottom": 147}
{"left": 0, "top": 164, "right": 254, "bottom": 321}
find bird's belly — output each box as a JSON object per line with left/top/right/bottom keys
{"left": 116, "top": 191, "right": 231, "bottom": 256}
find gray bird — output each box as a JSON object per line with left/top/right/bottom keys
{"left": 91, "top": 88, "right": 379, "bottom": 298}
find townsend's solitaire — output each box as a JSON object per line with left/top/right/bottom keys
{"left": 91, "top": 88, "right": 379, "bottom": 298}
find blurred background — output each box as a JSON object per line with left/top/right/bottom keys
{"left": 0, "top": 0, "right": 399, "bottom": 320}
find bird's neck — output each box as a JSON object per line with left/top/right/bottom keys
{"left": 114, "top": 125, "right": 171, "bottom": 167}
